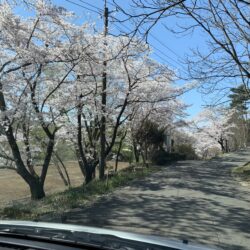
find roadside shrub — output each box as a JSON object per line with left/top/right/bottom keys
{"left": 120, "top": 148, "right": 133, "bottom": 162}
{"left": 151, "top": 149, "right": 170, "bottom": 165}
{"left": 169, "top": 152, "right": 186, "bottom": 161}
{"left": 175, "top": 144, "right": 197, "bottom": 160}
{"left": 151, "top": 149, "right": 186, "bottom": 165}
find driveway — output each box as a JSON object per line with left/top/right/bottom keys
{"left": 50, "top": 149, "right": 250, "bottom": 250}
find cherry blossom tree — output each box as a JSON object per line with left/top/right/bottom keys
{"left": 0, "top": 0, "right": 190, "bottom": 196}
{"left": 191, "top": 107, "right": 237, "bottom": 157}
{"left": 129, "top": 75, "right": 188, "bottom": 164}
{"left": 0, "top": 0, "right": 90, "bottom": 199}
{"left": 56, "top": 33, "right": 188, "bottom": 183}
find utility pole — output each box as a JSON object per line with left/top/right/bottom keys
{"left": 99, "top": 0, "right": 108, "bottom": 179}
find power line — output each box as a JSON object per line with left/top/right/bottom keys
{"left": 151, "top": 45, "right": 184, "bottom": 68}
{"left": 115, "top": 20, "right": 184, "bottom": 67}
{"left": 78, "top": 0, "right": 103, "bottom": 12}
{"left": 111, "top": 20, "right": 188, "bottom": 74}
{"left": 68, "top": 0, "right": 184, "bottom": 66}
{"left": 149, "top": 32, "right": 184, "bottom": 60}
{"left": 106, "top": 0, "right": 184, "bottom": 61}
{"left": 111, "top": 22, "right": 176, "bottom": 68}
{"left": 65, "top": 0, "right": 188, "bottom": 75}
{"left": 111, "top": 22, "right": 188, "bottom": 76}
{"left": 74, "top": 0, "right": 182, "bottom": 65}
{"left": 109, "top": 14, "right": 186, "bottom": 70}
{"left": 70, "top": 0, "right": 184, "bottom": 64}
{"left": 65, "top": 0, "right": 102, "bottom": 15}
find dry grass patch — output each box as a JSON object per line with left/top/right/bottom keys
{"left": 0, "top": 166, "right": 159, "bottom": 221}
{"left": 0, "top": 161, "right": 130, "bottom": 207}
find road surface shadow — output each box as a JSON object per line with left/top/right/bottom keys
{"left": 46, "top": 149, "right": 250, "bottom": 250}
{"left": 64, "top": 191, "right": 250, "bottom": 249}
{"left": 163, "top": 160, "right": 250, "bottom": 203}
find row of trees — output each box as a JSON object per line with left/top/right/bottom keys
{"left": 179, "top": 84, "right": 250, "bottom": 159}
{"left": 0, "top": 1, "right": 187, "bottom": 199}
{"left": 111, "top": 0, "right": 249, "bottom": 159}
{"left": 1, "top": 0, "right": 249, "bottom": 200}
{"left": 190, "top": 108, "right": 237, "bottom": 158}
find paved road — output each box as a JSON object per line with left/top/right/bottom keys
{"left": 50, "top": 149, "right": 250, "bottom": 250}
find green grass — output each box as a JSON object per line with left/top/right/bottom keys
{"left": 232, "top": 162, "right": 250, "bottom": 182}
{"left": 0, "top": 166, "right": 158, "bottom": 221}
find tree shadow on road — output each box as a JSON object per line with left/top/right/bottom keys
{"left": 48, "top": 150, "right": 250, "bottom": 250}
{"left": 63, "top": 182, "right": 250, "bottom": 250}
{"left": 165, "top": 159, "right": 250, "bottom": 203}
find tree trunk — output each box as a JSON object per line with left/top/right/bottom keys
{"left": 53, "top": 151, "right": 71, "bottom": 187}
{"left": 53, "top": 158, "right": 69, "bottom": 186}
{"left": 76, "top": 104, "right": 90, "bottom": 182}
{"left": 40, "top": 137, "right": 55, "bottom": 185}
{"left": 133, "top": 141, "right": 140, "bottom": 163}
{"left": 99, "top": 129, "right": 106, "bottom": 180}
{"left": 141, "top": 150, "right": 146, "bottom": 167}
{"left": 218, "top": 137, "right": 225, "bottom": 153}
{"left": 225, "top": 139, "right": 229, "bottom": 153}
{"left": 29, "top": 178, "right": 45, "bottom": 200}
{"left": 0, "top": 81, "right": 53, "bottom": 200}
{"left": 145, "top": 146, "right": 148, "bottom": 162}
{"left": 115, "top": 130, "right": 127, "bottom": 172}
{"left": 142, "top": 143, "right": 149, "bottom": 167}
{"left": 85, "top": 167, "right": 93, "bottom": 184}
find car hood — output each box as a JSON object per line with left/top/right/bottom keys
{"left": 0, "top": 220, "right": 219, "bottom": 250}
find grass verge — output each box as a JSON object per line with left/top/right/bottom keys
{"left": 0, "top": 166, "right": 159, "bottom": 221}
{"left": 232, "top": 162, "right": 250, "bottom": 185}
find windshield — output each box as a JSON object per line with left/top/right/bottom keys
{"left": 0, "top": 1, "right": 249, "bottom": 250}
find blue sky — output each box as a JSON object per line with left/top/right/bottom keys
{"left": 53, "top": 0, "right": 208, "bottom": 117}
